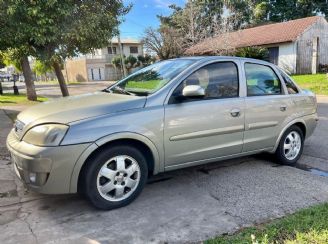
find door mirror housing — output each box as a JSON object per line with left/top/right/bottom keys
{"left": 182, "top": 85, "right": 205, "bottom": 98}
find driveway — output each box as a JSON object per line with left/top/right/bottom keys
{"left": 0, "top": 96, "right": 328, "bottom": 244}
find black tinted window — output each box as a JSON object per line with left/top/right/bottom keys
{"left": 170, "top": 62, "right": 239, "bottom": 103}
{"left": 279, "top": 70, "right": 299, "bottom": 94}
{"left": 245, "top": 63, "right": 281, "bottom": 96}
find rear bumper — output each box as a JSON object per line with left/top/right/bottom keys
{"left": 6, "top": 129, "right": 91, "bottom": 194}
{"left": 304, "top": 113, "right": 318, "bottom": 139}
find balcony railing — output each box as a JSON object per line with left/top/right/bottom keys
{"left": 84, "top": 54, "right": 116, "bottom": 63}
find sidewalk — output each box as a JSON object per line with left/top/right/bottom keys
{"left": 0, "top": 109, "right": 13, "bottom": 157}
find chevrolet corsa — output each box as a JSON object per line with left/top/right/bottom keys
{"left": 7, "top": 57, "right": 318, "bottom": 210}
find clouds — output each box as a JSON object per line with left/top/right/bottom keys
{"left": 154, "top": 0, "right": 185, "bottom": 8}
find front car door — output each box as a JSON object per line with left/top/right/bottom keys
{"left": 164, "top": 61, "right": 245, "bottom": 169}
{"left": 242, "top": 62, "right": 293, "bottom": 152}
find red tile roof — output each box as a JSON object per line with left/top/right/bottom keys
{"left": 185, "top": 16, "right": 323, "bottom": 55}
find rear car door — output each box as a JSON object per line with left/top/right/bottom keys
{"left": 242, "top": 62, "right": 293, "bottom": 152}
{"left": 164, "top": 61, "right": 245, "bottom": 168}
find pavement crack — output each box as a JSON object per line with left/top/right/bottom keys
{"left": 19, "top": 215, "right": 38, "bottom": 244}
{"left": 209, "top": 193, "right": 220, "bottom": 202}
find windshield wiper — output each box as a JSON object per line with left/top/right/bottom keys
{"left": 105, "top": 86, "right": 135, "bottom": 96}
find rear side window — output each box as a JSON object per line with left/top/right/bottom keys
{"left": 169, "top": 61, "right": 239, "bottom": 104}
{"left": 279, "top": 70, "right": 299, "bottom": 94}
{"left": 245, "top": 63, "right": 281, "bottom": 96}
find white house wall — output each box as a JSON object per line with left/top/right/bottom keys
{"left": 94, "top": 44, "right": 143, "bottom": 57}
{"left": 277, "top": 42, "right": 297, "bottom": 74}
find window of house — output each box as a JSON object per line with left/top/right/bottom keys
{"left": 107, "top": 47, "right": 117, "bottom": 54}
{"left": 130, "top": 46, "right": 138, "bottom": 54}
{"left": 169, "top": 62, "right": 239, "bottom": 104}
{"left": 245, "top": 63, "right": 282, "bottom": 96}
{"left": 279, "top": 70, "right": 299, "bottom": 94}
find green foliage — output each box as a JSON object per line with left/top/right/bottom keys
{"left": 207, "top": 203, "right": 328, "bottom": 244}
{"left": 124, "top": 55, "right": 137, "bottom": 67}
{"left": 0, "top": 0, "right": 131, "bottom": 61}
{"left": 0, "top": 50, "right": 22, "bottom": 72}
{"left": 0, "top": 93, "right": 47, "bottom": 105}
{"left": 268, "top": 0, "right": 328, "bottom": 22}
{"left": 32, "top": 60, "right": 52, "bottom": 76}
{"left": 143, "top": 54, "right": 156, "bottom": 65}
{"left": 0, "top": 53, "right": 5, "bottom": 69}
{"left": 113, "top": 55, "right": 155, "bottom": 69}
{"left": 112, "top": 55, "right": 123, "bottom": 68}
{"left": 137, "top": 55, "right": 145, "bottom": 64}
{"left": 234, "top": 46, "right": 269, "bottom": 60}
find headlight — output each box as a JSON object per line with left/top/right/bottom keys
{"left": 22, "top": 124, "right": 69, "bottom": 146}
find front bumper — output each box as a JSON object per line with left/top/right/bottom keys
{"left": 6, "top": 129, "right": 91, "bottom": 194}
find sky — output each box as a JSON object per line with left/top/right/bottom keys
{"left": 120, "top": 0, "right": 186, "bottom": 40}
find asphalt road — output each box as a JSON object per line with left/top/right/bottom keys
{"left": 1, "top": 81, "right": 113, "bottom": 98}
{"left": 0, "top": 95, "right": 328, "bottom": 244}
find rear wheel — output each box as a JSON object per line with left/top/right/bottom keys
{"left": 275, "top": 125, "right": 304, "bottom": 165}
{"left": 82, "top": 145, "right": 148, "bottom": 210}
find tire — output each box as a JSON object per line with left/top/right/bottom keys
{"left": 82, "top": 145, "right": 148, "bottom": 210}
{"left": 275, "top": 125, "right": 304, "bottom": 165}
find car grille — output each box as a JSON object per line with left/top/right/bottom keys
{"left": 14, "top": 120, "right": 25, "bottom": 138}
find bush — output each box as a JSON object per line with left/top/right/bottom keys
{"left": 319, "top": 64, "right": 328, "bottom": 73}
{"left": 112, "top": 55, "right": 123, "bottom": 68}
{"left": 235, "top": 46, "right": 269, "bottom": 60}
{"left": 124, "top": 55, "right": 137, "bottom": 68}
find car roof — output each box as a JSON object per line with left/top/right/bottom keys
{"left": 170, "top": 56, "right": 274, "bottom": 66}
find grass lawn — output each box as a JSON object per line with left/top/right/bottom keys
{"left": 125, "top": 79, "right": 162, "bottom": 91}
{"left": 0, "top": 93, "right": 48, "bottom": 106}
{"left": 207, "top": 203, "right": 328, "bottom": 244}
{"left": 292, "top": 73, "right": 328, "bottom": 95}
{"left": 34, "top": 80, "right": 82, "bottom": 85}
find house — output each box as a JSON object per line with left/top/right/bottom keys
{"left": 185, "top": 16, "right": 328, "bottom": 74}
{"left": 65, "top": 38, "right": 143, "bottom": 81}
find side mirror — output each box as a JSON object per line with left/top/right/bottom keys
{"left": 182, "top": 85, "right": 205, "bottom": 97}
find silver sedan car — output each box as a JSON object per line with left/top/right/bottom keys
{"left": 7, "top": 57, "right": 318, "bottom": 209}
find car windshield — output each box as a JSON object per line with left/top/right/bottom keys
{"left": 105, "top": 59, "right": 195, "bottom": 96}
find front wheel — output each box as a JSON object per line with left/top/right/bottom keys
{"left": 82, "top": 145, "right": 148, "bottom": 210}
{"left": 275, "top": 125, "right": 304, "bottom": 165}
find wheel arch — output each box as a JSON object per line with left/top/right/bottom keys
{"left": 69, "top": 132, "right": 162, "bottom": 193}
{"left": 271, "top": 119, "right": 307, "bottom": 153}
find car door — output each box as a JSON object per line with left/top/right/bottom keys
{"left": 242, "top": 62, "right": 293, "bottom": 152}
{"left": 164, "top": 61, "right": 245, "bottom": 168}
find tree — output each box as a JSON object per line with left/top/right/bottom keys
{"left": 235, "top": 46, "right": 269, "bottom": 59}
{"left": 32, "top": 60, "right": 53, "bottom": 81}
{"left": 124, "top": 55, "right": 137, "bottom": 68}
{"left": 268, "top": 0, "right": 328, "bottom": 22}
{"left": 0, "top": 49, "right": 38, "bottom": 100}
{"left": 0, "top": 1, "right": 37, "bottom": 101}
{"left": 1, "top": 0, "right": 130, "bottom": 97}
{"left": 142, "top": 27, "right": 183, "bottom": 60}
{"left": 112, "top": 55, "right": 123, "bottom": 68}
{"left": 155, "top": 1, "right": 243, "bottom": 54}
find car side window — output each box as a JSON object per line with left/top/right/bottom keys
{"left": 279, "top": 70, "right": 299, "bottom": 94}
{"left": 169, "top": 62, "right": 239, "bottom": 104}
{"left": 245, "top": 63, "right": 282, "bottom": 96}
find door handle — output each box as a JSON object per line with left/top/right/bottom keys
{"left": 230, "top": 109, "right": 240, "bottom": 117}
{"left": 280, "top": 105, "right": 287, "bottom": 112}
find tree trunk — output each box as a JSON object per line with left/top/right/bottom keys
{"left": 53, "top": 61, "right": 69, "bottom": 97}
{"left": 20, "top": 56, "right": 37, "bottom": 101}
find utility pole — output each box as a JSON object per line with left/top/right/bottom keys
{"left": 117, "top": 32, "right": 127, "bottom": 77}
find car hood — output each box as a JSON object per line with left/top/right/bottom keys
{"left": 17, "top": 92, "right": 146, "bottom": 126}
